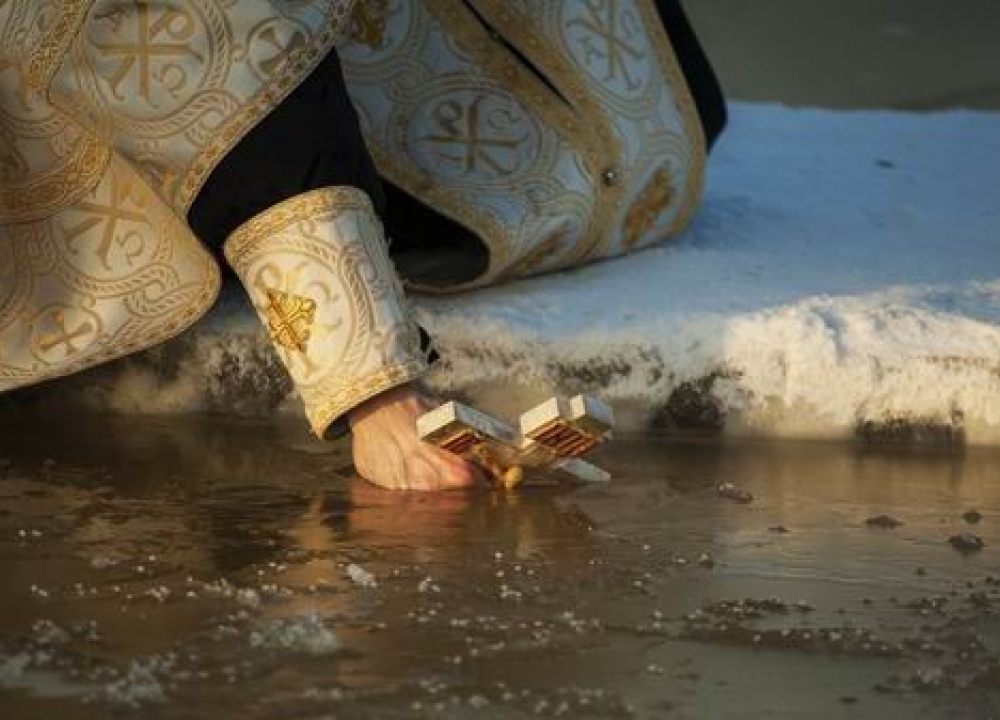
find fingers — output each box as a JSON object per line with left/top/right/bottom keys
{"left": 438, "top": 451, "right": 487, "bottom": 488}
{"left": 406, "top": 448, "right": 483, "bottom": 491}
{"left": 349, "top": 389, "right": 492, "bottom": 492}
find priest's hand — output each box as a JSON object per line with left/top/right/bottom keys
{"left": 347, "top": 383, "right": 486, "bottom": 491}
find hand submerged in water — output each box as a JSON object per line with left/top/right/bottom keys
{"left": 348, "top": 383, "right": 487, "bottom": 491}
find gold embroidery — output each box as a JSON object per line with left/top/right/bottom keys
{"left": 178, "top": 1, "right": 356, "bottom": 211}
{"left": 497, "top": 228, "right": 570, "bottom": 282}
{"left": 567, "top": 0, "right": 646, "bottom": 91}
{"left": 310, "top": 360, "right": 427, "bottom": 439}
{"left": 341, "top": 0, "right": 705, "bottom": 289}
{"left": 468, "top": 0, "right": 706, "bottom": 261}
{"left": 24, "top": 1, "right": 96, "bottom": 90}
{"left": 1, "top": 3, "right": 367, "bottom": 395}
{"left": 44, "top": 0, "right": 356, "bottom": 213}
{"left": 226, "top": 187, "right": 377, "bottom": 262}
{"left": 622, "top": 167, "right": 673, "bottom": 250}
{"left": 31, "top": 307, "right": 99, "bottom": 363}
{"left": 632, "top": 0, "right": 707, "bottom": 243}
{"left": 0, "top": 153, "right": 221, "bottom": 392}
{"left": 0, "top": 132, "right": 111, "bottom": 224}
{"left": 348, "top": 0, "right": 392, "bottom": 50}
{"left": 341, "top": 0, "right": 613, "bottom": 290}
{"left": 264, "top": 289, "right": 317, "bottom": 354}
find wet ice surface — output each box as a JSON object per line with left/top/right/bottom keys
{"left": 0, "top": 416, "right": 998, "bottom": 720}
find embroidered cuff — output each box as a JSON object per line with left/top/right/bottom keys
{"left": 225, "top": 187, "right": 428, "bottom": 438}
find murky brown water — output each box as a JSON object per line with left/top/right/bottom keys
{"left": 0, "top": 415, "right": 997, "bottom": 719}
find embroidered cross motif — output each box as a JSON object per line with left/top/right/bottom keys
{"left": 422, "top": 94, "right": 530, "bottom": 176}
{"left": 62, "top": 174, "right": 149, "bottom": 271}
{"left": 264, "top": 289, "right": 317, "bottom": 354}
{"left": 92, "top": 3, "right": 204, "bottom": 106}
{"left": 37, "top": 310, "right": 95, "bottom": 358}
{"left": 569, "top": 0, "right": 646, "bottom": 91}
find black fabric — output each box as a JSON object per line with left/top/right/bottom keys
{"left": 187, "top": 48, "right": 384, "bottom": 250}
{"left": 655, "top": 0, "right": 727, "bottom": 148}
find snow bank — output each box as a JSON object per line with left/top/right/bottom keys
{"left": 15, "top": 104, "right": 1000, "bottom": 445}
{"left": 415, "top": 104, "right": 1000, "bottom": 443}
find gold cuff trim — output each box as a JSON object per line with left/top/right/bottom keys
{"left": 225, "top": 186, "right": 375, "bottom": 265}
{"left": 225, "top": 186, "right": 427, "bottom": 437}
{"left": 312, "top": 360, "right": 428, "bottom": 439}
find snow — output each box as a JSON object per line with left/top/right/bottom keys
{"left": 248, "top": 613, "right": 339, "bottom": 655}
{"left": 413, "top": 104, "right": 1000, "bottom": 443}
{"left": 43, "top": 104, "right": 1000, "bottom": 444}
{"left": 346, "top": 563, "right": 377, "bottom": 588}
{"left": 104, "top": 660, "right": 168, "bottom": 706}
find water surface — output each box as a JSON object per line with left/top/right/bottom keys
{"left": 0, "top": 417, "right": 998, "bottom": 719}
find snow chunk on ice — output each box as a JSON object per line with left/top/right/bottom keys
{"left": 346, "top": 563, "right": 377, "bottom": 588}
{"left": 249, "top": 613, "right": 339, "bottom": 655}
{"left": 0, "top": 654, "right": 30, "bottom": 682}
{"left": 104, "top": 659, "right": 169, "bottom": 706}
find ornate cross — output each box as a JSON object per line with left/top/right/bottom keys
{"left": 263, "top": 289, "right": 316, "bottom": 354}
{"left": 569, "top": 0, "right": 646, "bottom": 90}
{"left": 422, "top": 95, "right": 529, "bottom": 176}
{"left": 418, "top": 395, "right": 614, "bottom": 489}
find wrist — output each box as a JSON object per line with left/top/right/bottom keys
{"left": 347, "top": 381, "right": 423, "bottom": 430}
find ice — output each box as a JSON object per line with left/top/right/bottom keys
{"left": 346, "top": 563, "right": 377, "bottom": 588}
{"left": 0, "top": 653, "right": 30, "bottom": 682}
{"left": 104, "top": 659, "right": 169, "bottom": 707}
{"left": 31, "top": 620, "right": 69, "bottom": 646}
{"left": 249, "top": 613, "right": 339, "bottom": 655}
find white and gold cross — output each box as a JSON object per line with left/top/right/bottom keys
{"left": 417, "top": 395, "right": 614, "bottom": 489}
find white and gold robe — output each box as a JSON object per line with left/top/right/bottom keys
{"left": 0, "top": 0, "right": 707, "bottom": 436}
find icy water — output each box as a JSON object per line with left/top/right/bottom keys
{"left": 0, "top": 416, "right": 998, "bottom": 720}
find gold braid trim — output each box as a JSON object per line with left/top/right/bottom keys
{"left": 0, "top": 131, "right": 111, "bottom": 224}
{"left": 25, "top": 0, "right": 97, "bottom": 90}
{"left": 634, "top": 0, "right": 707, "bottom": 240}
{"left": 225, "top": 186, "right": 376, "bottom": 266}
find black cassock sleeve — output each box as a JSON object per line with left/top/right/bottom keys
{"left": 187, "top": 48, "right": 383, "bottom": 251}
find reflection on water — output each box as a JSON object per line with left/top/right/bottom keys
{"left": 0, "top": 415, "right": 998, "bottom": 719}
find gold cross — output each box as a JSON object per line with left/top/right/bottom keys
{"left": 263, "top": 289, "right": 317, "bottom": 355}
{"left": 419, "top": 396, "right": 614, "bottom": 489}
